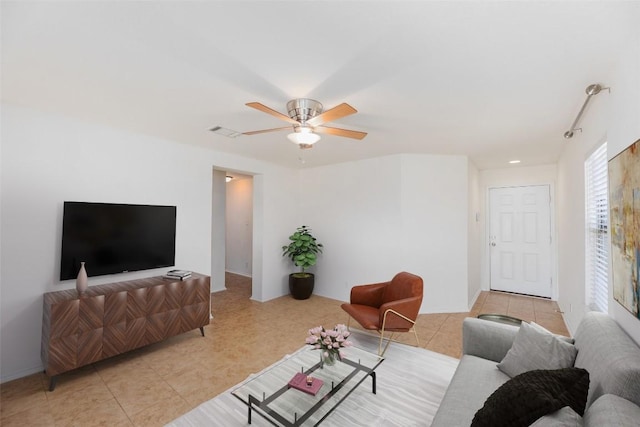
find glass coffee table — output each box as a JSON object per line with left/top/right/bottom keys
{"left": 231, "top": 346, "right": 384, "bottom": 426}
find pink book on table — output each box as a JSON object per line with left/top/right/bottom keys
{"left": 288, "top": 372, "right": 324, "bottom": 396}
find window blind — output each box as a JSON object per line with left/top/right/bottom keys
{"left": 585, "top": 142, "right": 609, "bottom": 313}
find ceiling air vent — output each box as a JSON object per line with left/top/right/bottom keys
{"left": 210, "top": 126, "right": 241, "bottom": 138}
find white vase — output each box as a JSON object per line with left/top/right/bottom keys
{"left": 76, "top": 262, "right": 88, "bottom": 296}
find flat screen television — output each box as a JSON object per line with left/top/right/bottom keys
{"left": 60, "top": 202, "right": 177, "bottom": 280}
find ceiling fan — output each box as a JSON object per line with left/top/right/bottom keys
{"left": 242, "top": 98, "right": 367, "bottom": 149}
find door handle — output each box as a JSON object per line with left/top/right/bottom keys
{"left": 491, "top": 242, "right": 496, "bottom": 247}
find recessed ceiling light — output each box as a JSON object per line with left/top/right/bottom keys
{"left": 509, "top": 160, "right": 521, "bottom": 164}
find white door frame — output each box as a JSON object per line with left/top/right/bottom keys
{"left": 484, "top": 183, "right": 558, "bottom": 300}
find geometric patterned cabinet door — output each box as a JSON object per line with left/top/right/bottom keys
{"left": 41, "top": 273, "right": 210, "bottom": 390}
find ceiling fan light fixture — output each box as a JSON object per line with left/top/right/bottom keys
{"left": 287, "top": 129, "right": 321, "bottom": 145}
{"left": 242, "top": 98, "right": 366, "bottom": 144}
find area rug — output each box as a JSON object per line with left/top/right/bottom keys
{"left": 167, "top": 331, "right": 458, "bottom": 426}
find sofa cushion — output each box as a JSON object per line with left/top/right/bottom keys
{"left": 583, "top": 394, "right": 640, "bottom": 427}
{"left": 530, "top": 406, "right": 583, "bottom": 427}
{"left": 498, "top": 322, "right": 577, "bottom": 378}
{"left": 471, "top": 368, "right": 589, "bottom": 427}
{"left": 573, "top": 311, "right": 640, "bottom": 408}
{"left": 430, "top": 355, "right": 510, "bottom": 427}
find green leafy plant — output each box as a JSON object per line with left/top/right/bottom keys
{"left": 282, "top": 225, "right": 323, "bottom": 277}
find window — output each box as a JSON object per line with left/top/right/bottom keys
{"left": 585, "top": 142, "right": 608, "bottom": 312}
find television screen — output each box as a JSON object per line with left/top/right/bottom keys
{"left": 60, "top": 202, "right": 177, "bottom": 280}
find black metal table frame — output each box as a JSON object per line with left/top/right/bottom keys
{"left": 243, "top": 356, "right": 380, "bottom": 426}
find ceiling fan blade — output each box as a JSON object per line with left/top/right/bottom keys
{"left": 242, "top": 126, "right": 291, "bottom": 136}
{"left": 306, "top": 103, "right": 357, "bottom": 127}
{"left": 246, "top": 102, "right": 299, "bottom": 125}
{"left": 315, "top": 126, "right": 367, "bottom": 140}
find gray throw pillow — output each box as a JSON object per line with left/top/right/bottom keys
{"left": 530, "top": 406, "right": 583, "bottom": 426}
{"left": 497, "top": 322, "right": 577, "bottom": 378}
{"left": 529, "top": 321, "right": 575, "bottom": 344}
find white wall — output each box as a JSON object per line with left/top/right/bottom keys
{"left": 556, "top": 130, "right": 599, "bottom": 334}
{"left": 467, "top": 161, "right": 482, "bottom": 308}
{"left": 211, "top": 169, "right": 227, "bottom": 293}
{"left": 0, "top": 104, "right": 299, "bottom": 382}
{"left": 479, "top": 164, "right": 558, "bottom": 296}
{"left": 298, "top": 155, "right": 403, "bottom": 300}
{"left": 299, "top": 154, "right": 470, "bottom": 313}
{"left": 400, "top": 154, "right": 469, "bottom": 313}
{"left": 254, "top": 169, "right": 301, "bottom": 301}
{"left": 557, "top": 12, "right": 640, "bottom": 344}
{"left": 225, "top": 177, "right": 253, "bottom": 277}
{"left": 606, "top": 12, "right": 640, "bottom": 344}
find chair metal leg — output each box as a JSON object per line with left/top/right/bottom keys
{"left": 378, "top": 309, "right": 419, "bottom": 356}
{"left": 379, "top": 331, "right": 396, "bottom": 356}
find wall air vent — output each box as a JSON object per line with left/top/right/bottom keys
{"left": 209, "top": 126, "right": 241, "bottom": 138}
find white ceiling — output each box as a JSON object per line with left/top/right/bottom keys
{"left": 2, "top": 1, "right": 637, "bottom": 169}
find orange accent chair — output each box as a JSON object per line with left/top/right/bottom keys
{"left": 341, "top": 272, "right": 424, "bottom": 356}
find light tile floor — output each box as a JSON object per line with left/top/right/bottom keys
{"left": 0, "top": 274, "right": 569, "bottom": 426}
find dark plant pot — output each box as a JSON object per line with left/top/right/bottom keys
{"left": 289, "top": 273, "right": 314, "bottom": 300}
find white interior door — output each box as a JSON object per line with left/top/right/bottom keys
{"left": 489, "top": 185, "right": 552, "bottom": 298}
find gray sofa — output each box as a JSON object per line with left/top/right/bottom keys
{"left": 431, "top": 311, "right": 640, "bottom": 426}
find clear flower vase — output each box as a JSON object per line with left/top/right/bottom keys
{"left": 321, "top": 350, "right": 337, "bottom": 368}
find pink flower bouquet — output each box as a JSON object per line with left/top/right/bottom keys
{"left": 306, "top": 324, "right": 353, "bottom": 365}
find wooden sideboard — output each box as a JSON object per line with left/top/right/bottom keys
{"left": 41, "top": 273, "right": 210, "bottom": 390}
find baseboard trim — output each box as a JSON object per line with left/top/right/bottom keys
{"left": 225, "top": 270, "right": 252, "bottom": 278}
{"left": 468, "top": 288, "right": 482, "bottom": 311}
{"left": 1, "top": 364, "right": 44, "bottom": 384}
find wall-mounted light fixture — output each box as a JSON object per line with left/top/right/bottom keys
{"left": 564, "top": 84, "right": 610, "bottom": 139}
{"left": 225, "top": 176, "right": 234, "bottom": 183}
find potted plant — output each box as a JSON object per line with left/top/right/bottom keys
{"left": 282, "top": 225, "right": 323, "bottom": 300}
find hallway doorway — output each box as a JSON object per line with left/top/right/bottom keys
{"left": 211, "top": 169, "right": 255, "bottom": 304}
